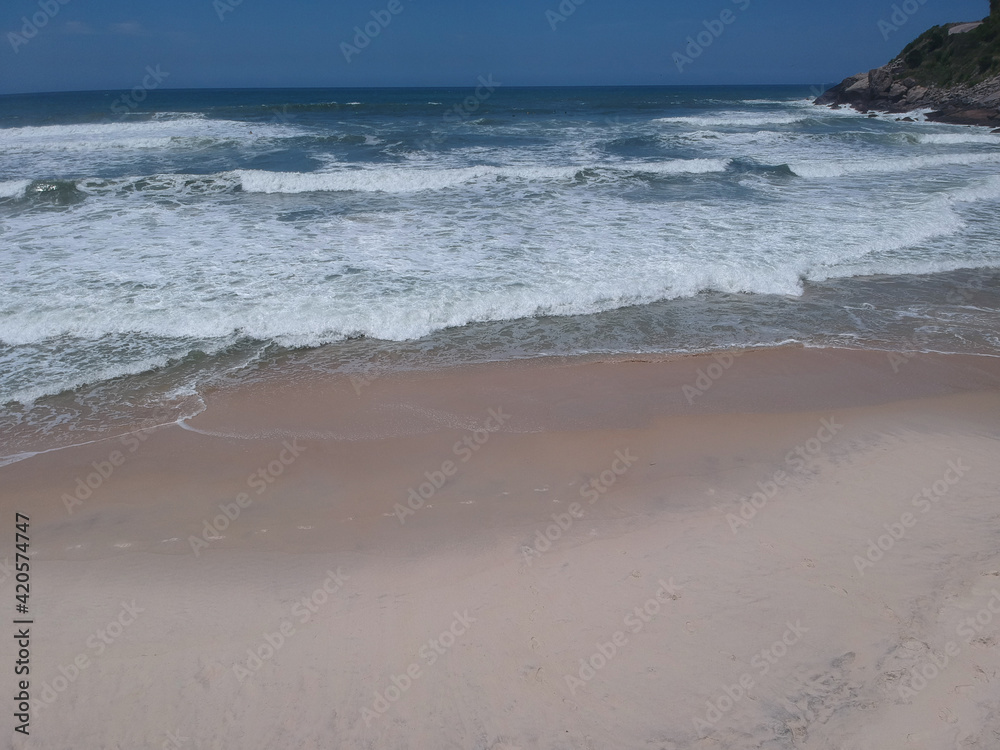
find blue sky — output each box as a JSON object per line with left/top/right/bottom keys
{"left": 0, "top": 0, "right": 991, "bottom": 94}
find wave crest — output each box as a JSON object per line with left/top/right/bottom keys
{"left": 789, "top": 152, "right": 1000, "bottom": 178}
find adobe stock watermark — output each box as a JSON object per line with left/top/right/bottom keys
{"left": 885, "top": 330, "right": 933, "bottom": 373}
{"left": 579, "top": 448, "right": 638, "bottom": 503}
{"left": 267, "top": 103, "right": 296, "bottom": 128}
{"left": 673, "top": 0, "right": 751, "bottom": 73}
{"left": 362, "top": 609, "right": 477, "bottom": 725}
{"left": 546, "top": 0, "right": 587, "bottom": 32}
{"left": 158, "top": 729, "right": 189, "bottom": 750}
{"left": 188, "top": 439, "right": 307, "bottom": 555}
{"left": 521, "top": 502, "right": 585, "bottom": 565}
{"left": 808, "top": 81, "right": 835, "bottom": 99}
{"left": 683, "top": 350, "right": 743, "bottom": 404}
{"left": 7, "top": 0, "right": 72, "bottom": 53}
{"left": 418, "top": 74, "right": 502, "bottom": 150}
{"left": 853, "top": 459, "right": 970, "bottom": 576}
{"left": 725, "top": 417, "right": 843, "bottom": 533}
{"left": 341, "top": 0, "right": 410, "bottom": 63}
{"left": 692, "top": 620, "right": 808, "bottom": 735}
{"left": 521, "top": 449, "right": 638, "bottom": 565}
{"left": 29, "top": 600, "right": 143, "bottom": 718}
{"left": 213, "top": 0, "right": 244, "bottom": 22}
{"left": 442, "top": 75, "right": 500, "bottom": 125}
{"left": 878, "top": 0, "right": 931, "bottom": 42}
{"left": 957, "top": 587, "right": 1000, "bottom": 646}
{"left": 110, "top": 65, "right": 170, "bottom": 117}
{"left": 232, "top": 567, "right": 349, "bottom": 682}
{"left": 564, "top": 578, "right": 682, "bottom": 695}
{"left": 349, "top": 371, "right": 377, "bottom": 396}
{"left": 61, "top": 406, "right": 175, "bottom": 515}
{"left": 393, "top": 407, "right": 510, "bottom": 524}
{"left": 777, "top": 660, "right": 850, "bottom": 728}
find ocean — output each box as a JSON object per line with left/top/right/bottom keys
{"left": 2, "top": 85, "right": 999, "bottom": 458}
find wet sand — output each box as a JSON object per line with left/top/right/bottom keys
{"left": 3, "top": 346, "right": 1000, "bottom": 749}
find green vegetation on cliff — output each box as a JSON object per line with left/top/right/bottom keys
{"left": 815, "top": 2, "right": 1000, "bottom": 124}
{"left": 898, "top": 11, "right": 1000, "bottom": 87}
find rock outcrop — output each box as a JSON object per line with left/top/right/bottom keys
{"left": 816, "top": 11, "right": 1000, "bottom": 126}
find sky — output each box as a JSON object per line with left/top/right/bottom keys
{"left": 0, "top": 0, "right": 991, "bottom": 94}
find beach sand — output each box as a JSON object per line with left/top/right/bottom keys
{"left": 3, "top": 346, "right": 1000, "bottom": 749}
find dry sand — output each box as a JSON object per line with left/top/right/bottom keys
{"left": 2, "top": 346, "right": 1000, "bottom": 749}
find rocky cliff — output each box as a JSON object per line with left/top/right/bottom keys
{"left": 815, "top": 8, "right": 1000, "bottom": 127}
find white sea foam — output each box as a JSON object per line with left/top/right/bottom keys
{"left": 810, "top": 256, "right": 996, "bottom": 283}
{"left": 0, "top": 159, "right": 733, "bottom": 202}
{"left": 78, "top": 172, "right": 243, "bottom": 197}
{"left": 789, "top": 152, "right": 1000, "bottom": 178}
{"left": 653, "top": 112, "right": 816, "bottom": 128}
{"left": 673, "top": 129, "right": 793, "bottom": 147}
{"left": 0, "top": 117, "right": 306, "bottom": 153}
{"left": 946, "top": 175, "right": 1000, "bottom": 203}
{"left": 4, "top": 95, "right": 1000, "bottom": 409}
{"left": 785, "top": 98, "right": 840, "bottom": 109}
{"left": 0, "top": 179, "right": 30, "bottom": 199}
{"left": 630, "top": 158, "right": 731, "bottom": 174}
{"left": 917, "top": 132, "right": 1000, "bottom": 145}
{"left": 0, "top": 175, "right": 974, "bottom": 357}
{"left": 151, "top": 112, "right": 208, "bottom": 121}
{"left": 238, "top": 166, "right": 494, "bottom": 194}
{"left": 236, "top": 159, "right": 730, "bottom": 194}
{"left": 3, "top": 352, "right": 184, "bottom": 405}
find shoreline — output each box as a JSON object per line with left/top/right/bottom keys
{"left": 813, "top": 13, "right": 1000, "bottom": 128}
{"left": 2, "top": 345, "right": 1000, "bottom": 747}
{"left": 817, "top": 100, "right": 1000, "bottom": 128}
{"left": 6, "top": 341, "right": 1000, "bottom": 464}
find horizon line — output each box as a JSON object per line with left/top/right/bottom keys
{"left": 0, "top": 82, "right": 825, "bottom": 98}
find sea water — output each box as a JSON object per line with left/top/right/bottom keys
{"left": 2, "top": 86, "right": 999, "bottom": 453}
